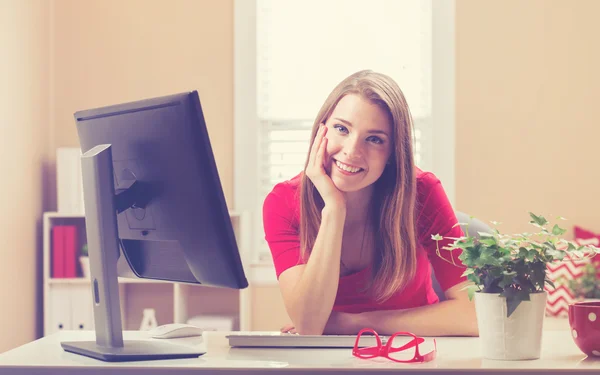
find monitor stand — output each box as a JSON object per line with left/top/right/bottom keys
{"left": 60, "top": 144, "right": 205, "bottom": 362}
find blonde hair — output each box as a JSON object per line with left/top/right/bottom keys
{"left": 299, "top": 70, "right": 418, "bottom": 302}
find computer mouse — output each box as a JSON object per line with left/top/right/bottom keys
{"left": 148, "top": 323, "right": 204, "bottom": 339}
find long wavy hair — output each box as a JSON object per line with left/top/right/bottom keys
{"left": 299, "top": 70, "right": 418, "bottom": 302}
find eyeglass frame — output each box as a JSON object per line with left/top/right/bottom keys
{"left": 352, "top": 328, "right": 437, "bottom": 363}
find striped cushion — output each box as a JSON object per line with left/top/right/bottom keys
{"left": 545, "top": 258, "right": 582, "bottom": 317}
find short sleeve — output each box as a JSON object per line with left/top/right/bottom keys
{"left": 262, "top": 185, "right": 304, "bottom": 279}
{"left": 417, "top": 173, "right": 467, "bottom": 292}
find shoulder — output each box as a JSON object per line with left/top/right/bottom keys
{"left": 414, "top": 167, "right": 455, "bottom": 236}
{"left": 263, "top": 173, "right": 302, "bottom": 223}
{"left": 415, "top": 167, "right": 443, "bottom": 202}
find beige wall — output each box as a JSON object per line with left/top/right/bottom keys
{"left": 455, "top": 0, "right": 600, "bottom": 236}
{"left": 51, "top": 0, "right": 234, "bottom": 206}
{"left": 0, "top": 0, "right": 50, "bottom": 353}
{"left": 250, "top": 286, "right": 289, "bottom": 331}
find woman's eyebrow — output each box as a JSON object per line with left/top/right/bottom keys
{"left": 333, "top": 117, "right": 389, "bottom": 137}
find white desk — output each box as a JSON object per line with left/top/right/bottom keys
{"left": 0, "top": 323, "right": 598, "bottom": 375}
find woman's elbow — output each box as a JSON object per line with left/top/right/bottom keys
{"left": 458, "top": 299, "right": 479, "bottom": 336}
{"left": 463, "top": 320, "right": 479, "bottom": 337}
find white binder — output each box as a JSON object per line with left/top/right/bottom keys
{"left": 70, "top": 285, "right": 94, "bottom": 331}
{"left": 48, "top": 284, "right": 72, "bottom": 334}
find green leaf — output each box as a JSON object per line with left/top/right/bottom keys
{"left": 531, "top": 242, "right": 543, "bottom": 250}
{"left": 461, "top": 268, "right": 475, "bottom": 277}
{"left": 552, "top": 224, "right": 567, "bottom": 236}
{"left": 455, "top": 238, "right": 476, "bottom": 249}
{"left": 478, "top": 251, "right": 500, "bottom": 266}
{"left": 529, "top": 212, "right": 548, "bottom": 226}
{"left": 545, "top": 279, "right": 555, "bottom": 289}
{"left": 503, "top": 291, "right": 521, "bottom": 317}
{"left": 530, "top": 262, "right": 547, "bottom": 290}
{"left": 467, "top": 285, "right": 476, "bottom": 301}
{"left": 479, "top": 237, "right": 497, "bottom": 246}
{"left": 518, "top": 247, "right": 529, "bottom": 258}
{"left": 498, "top": 274, "right": 515, "bottom": 289}
{"left": 467, "top": 273, "right": 481, "bottom": 285}
{"left": 502, "top": 287, "right": 531, "bottom": 317}
{"left": 499, "top": 247, "right": 512, "bottom": 257}
{"left": 489, "top": 267, "right": 503, "bottom": 278}
{"left": 431, "top": 234, "right": 444, "bottom": 241}
{"left": 552, "top": 250, "right": 566, "bottom": 261}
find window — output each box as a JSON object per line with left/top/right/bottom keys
{"left": 234, "top": 0, "right": 455, "bottom": 271}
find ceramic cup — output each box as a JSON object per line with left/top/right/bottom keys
{"left": 569, "top": 301, "right": 600, "bottom": 357}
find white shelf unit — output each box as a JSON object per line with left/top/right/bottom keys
{"left": 42, "top": 211, "right": 252, "bottom": 336}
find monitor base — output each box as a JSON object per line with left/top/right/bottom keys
{"left": 61, "top": 340, "right": 205, "bottom": 362}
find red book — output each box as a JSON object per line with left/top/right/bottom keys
{"left": 52, "top": 226, "right": 65, "bottom": 278}
{"left": 63, "top": 226, "right": 78, "bottom": 278}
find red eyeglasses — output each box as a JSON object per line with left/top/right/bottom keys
{"left": 352, "top": 328, "right": 437, "bottom": 363}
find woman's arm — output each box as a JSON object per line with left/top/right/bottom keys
{"left": 277, "top": 124, "right": 349, "bottom": 335}
{"left": 356, "top": 281, "right": 478, "bottom": 336}
{"left": 324, "top": 281, "right": 478, "bottom": 336}
{"left": 279, "top": 205, "right": 346, "bottom": 335}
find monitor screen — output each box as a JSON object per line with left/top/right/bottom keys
{"left": 75, "top": 91, "right": 248, "bottom": 289}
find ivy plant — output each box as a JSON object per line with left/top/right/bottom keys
{"left": 432, "top": 213, "right": 600, "bottom": 317}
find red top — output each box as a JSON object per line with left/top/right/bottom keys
{"left": 262, "top": 168, "right": 467, "bottom": 313}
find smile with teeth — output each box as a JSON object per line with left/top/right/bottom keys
{"left": 334, "top": 159, "right": 364, "bottom": 174}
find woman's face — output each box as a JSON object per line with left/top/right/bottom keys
{"left": 323, "top": 94, "right": 393, "bottom": 193}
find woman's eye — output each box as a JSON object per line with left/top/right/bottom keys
{"left": 333, "top": 124, "right": 348, "bottom": 134}
{"left": 367, "top": 136, "right": 384, "bottom": 145}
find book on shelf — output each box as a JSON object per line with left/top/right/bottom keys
{"left": 52, "top": 225, "right": 78, "bottom": 278}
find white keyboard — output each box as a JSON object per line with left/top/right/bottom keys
{"left": 226, "top": 332, "right": 389, "bottom": 348}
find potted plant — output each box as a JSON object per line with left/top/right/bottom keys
{"left": 433, "top": 213, "right": 599, "bottom": 360}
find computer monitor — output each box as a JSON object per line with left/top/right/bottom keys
{"left": 60, "top": 91, "right": 249, "bottom": 362}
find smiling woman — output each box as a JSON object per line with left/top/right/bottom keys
{"left": 262, "top": 70, "right": 478, "bottom": 337}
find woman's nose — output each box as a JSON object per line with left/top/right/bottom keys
{"left": 343, "top": 137, "right": 363, "bottom": 160}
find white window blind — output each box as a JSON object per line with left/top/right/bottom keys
{"left": 252, "top": 0, "right": 433, "bottom": 263}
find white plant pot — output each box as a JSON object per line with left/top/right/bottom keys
{"left": 79, "top": 256, "right": 90, "bottom": 278}
{"left": 474, "top": 291, "right": 547, "bottom": 360}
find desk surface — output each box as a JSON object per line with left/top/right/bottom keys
{"left": 0, "top": 325, "right": 598, "bottom": 375}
